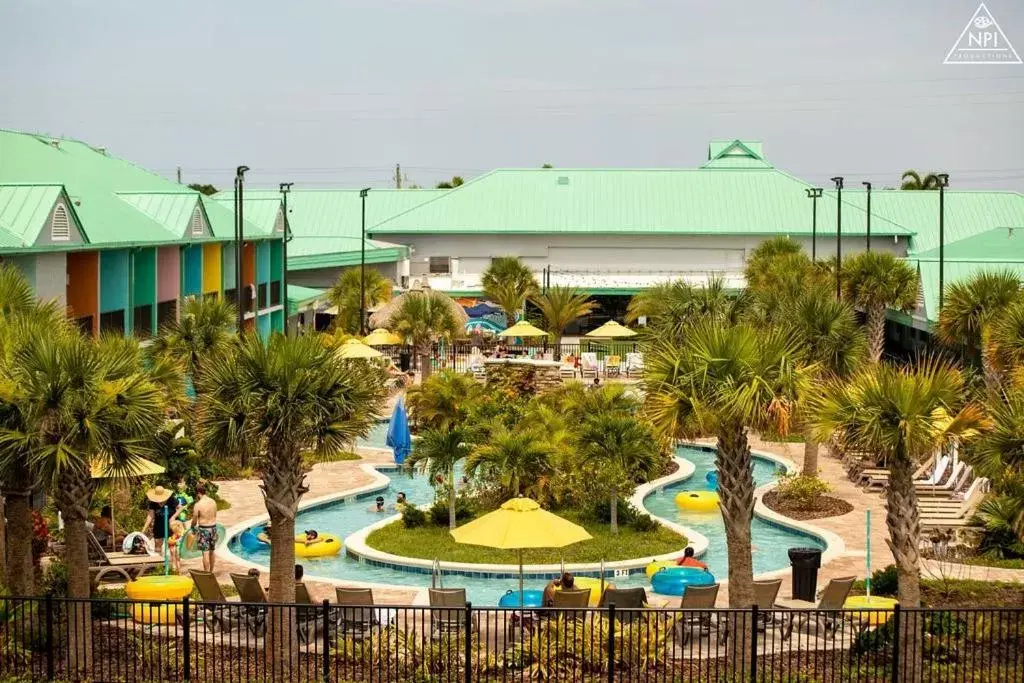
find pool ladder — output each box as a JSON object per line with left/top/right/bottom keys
{"left": 431, "top": 558, "right": 444, "bottom": 589}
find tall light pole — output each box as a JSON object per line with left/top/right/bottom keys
{"left": 862, "top": 181, "right": 872, "bottom": 252}
{"left": 235, "top": 165, "right": 249, "bottom": 334}
{"left": 806, "top": 188, "right": 823, "bottom": 261}
{"left": 831, "top": 176, "right": 844, "bottom": 299}
{"left": 937, "top": 173, "right": 950, "bottom": 311}
{"left": 359, "top": 188, "right": 370, "bottom": 336}
{"left": 279, "top": 182, "right": 293, "bottom": 336}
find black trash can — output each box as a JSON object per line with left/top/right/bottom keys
{"left": 788, "top": 547, "right": 823, "bottom": 601}
{"left": 398, "top": 350, "right": 412, "bottom": 372}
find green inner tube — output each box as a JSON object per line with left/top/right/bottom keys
{"left": 177, "top": 524, "right": 226, "bottom": 560}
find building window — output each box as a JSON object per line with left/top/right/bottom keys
{"left": 51, "top": 203, "right": 71, "bottom": 242}
{"left": 274, "top": 210, "right": 285, "bottom": 234}
{"left": 429, "top": 256, "right": 451, "bottom": 275}
{"left": 258, "top": 283, "right": 268, "bottom": 309}
{"left": 204, "top": 292, "right": 218, "bottom": 303}
{"left": 99, "top": 310, "right": 125, "bottom": 335}
{"left": 270, "top": 281, "right": 281, "bottom": 306}
{"left": 73, "top": 315, "right": 93, "bottom": 336}
{"left": 157, "top": 300, "right": 178, "bottom": 327}
{"left": 133, "top": 305, "right": 153, "bottom": 338}
{"left": 224, "top": 288, "right": 237, "bottom": 309}
{"left": 190, "top": 207, "right": 205, "bottom": 236}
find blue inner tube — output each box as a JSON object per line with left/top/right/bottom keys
{"left": 237, "top": 530, "right": 265, "bottom": 553}
{"left": 705, "top": 471, "right": 719, "bottom": 491}
{"left": 650, "top": 567, "right": 716, "bottom": 596}
{"left": 498, "top": 589, "right": 544, "bottom": 608}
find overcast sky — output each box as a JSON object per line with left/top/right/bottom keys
{"left": 2, "top": 1, "right": 1023, "bottom": 191}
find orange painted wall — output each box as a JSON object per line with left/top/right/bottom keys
{"left": 66, "top": 251, "right": 99, "bottom": 335}
{"left": 242, "top": 242, "right": 256, "bottom": 288}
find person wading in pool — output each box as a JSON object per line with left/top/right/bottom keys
{"left": 368, "top": 496, "right": 386, "bottom": 513}
{"left": 191, "top": 484, "right": 219, "bottom": 572}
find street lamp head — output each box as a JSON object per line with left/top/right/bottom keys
{"left": 236, "top": 165, "right": 250, "bottom": 178}
{"left": 279, "top": 182, "right": 294, "bottom": 193}
{"left": 359, "top": 188, "right": 371, "bottom": 198}
{"left": 937, "top": 173, "right": 950, "bottom": 188}
{"left": 831, "top": 176, "right": 844, "bottom": 190}
{"left": 806, "top": 187, "right": 823, "bottom": 198}
{"left": 862, "top": 181, "right": 872, "bottom": 190}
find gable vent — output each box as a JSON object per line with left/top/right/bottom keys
{"left": 190, "top": 207, "right": 205, "bottom": 236}
{"left": 557, "top": 176, "right": 570, "bottom": 185}
{"left": 50, "top": 203, "right": 71, "bottom": 242}
{"left": 915, "top": 282, "right": 925, "bottom": 312}
{"left": 273, "top": 209, "right": 285, "bottom": 233}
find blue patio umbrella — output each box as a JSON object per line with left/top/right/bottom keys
{"left": 386, "top": 396, "right": 412, "bottom": 465}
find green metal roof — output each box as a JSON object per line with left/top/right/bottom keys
{"left": 0, "top": 185, "right": 63, "bottom": 246}
{"left": 701, "top": 140, "right": 773, "bottom": 169}
{"left": 0, "top": 129, "right": 273, "bottom": 252}
{"left": 368, "top": 166, "right": 912, "bottom": 237}
{"left": 287, "top": 284, "right": 327, "bottom": 311}
{"left": 215, "top": 189, "right": 439, "bottom": 271}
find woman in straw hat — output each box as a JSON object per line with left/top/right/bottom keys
{"left": 142, "top": 485, "right": 180, "bottom": 554}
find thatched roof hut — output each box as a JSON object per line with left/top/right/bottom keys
{"left": 368, "top": 286, "right": 469, "bottom": 330}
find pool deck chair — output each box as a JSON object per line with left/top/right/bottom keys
{"left": 553, "top": 588, "right": 592, "bottom": 608}
{"left": 429, "top": 588, "right": 477, "bottom": 637}
{"left": 677, "top": 583, "right": 719, "bottom": 643}
{"left": 599, "top": 587, "right": 647, "bottom": 624}
{"left": 229, "top": 572, "right": 269, "bottom": 637}
{"left": 294, "top": 582, "right": 322, "bottom": 645}
{"left": 335, "top": 587, "right": 377, "bottom": 640}
{"left": 782, "top": 576, "right": 856, "bottom": 641}
{"left": 721, "top": 579, "right": 782, "bottom": 645}
{"left": 87, "top": 530, "right": 161, "bottom": 589}
{"left": 191, "top": 569, "right": 243, "bottom": 633}
{"left": 625, "top": 352, "right": 644, "bottom": 378}
{"left": 605, "top": 355, "right": 621, "bottom": 378}
{"left": 580, "top": 353, "right": 599, "bottom": 379}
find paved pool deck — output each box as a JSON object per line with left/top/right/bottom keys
{"left": 201, "top": 432, "right": 1024, "bottom": 608}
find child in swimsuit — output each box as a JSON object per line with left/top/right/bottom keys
{"left": 168, "top": 521, "right": 184, "bottom": 573}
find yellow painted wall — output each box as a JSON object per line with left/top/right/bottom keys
{"left": 202, "top": 243, "right": 222, "bottom": 295}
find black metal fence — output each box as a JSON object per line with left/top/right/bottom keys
{"left": 379, "top": 342, "right": 643, "bottom": 375}
{"left": 0, "top": 597, "right": 1021, "bottom": 682}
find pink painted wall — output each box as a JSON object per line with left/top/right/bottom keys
{"left": 157, "top": 246, "right": 180, "bottom": 302}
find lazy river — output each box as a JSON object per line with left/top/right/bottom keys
{"left": 229, "top": 445, "right": 826, "bottom": 605}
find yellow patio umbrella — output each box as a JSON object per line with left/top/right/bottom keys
{"left": 585, "top": 320, "right": 637, "bottom": 338}
{"left": 451, "top": 497, "right": 592, "bottom": 606}
{"left": 337, "top": 338, "right": 384, "bottom": 359}
{"left": 497, "top": 320, "right": 548, "bottom": 338}
{"left": 91, "top": 455, "right": 167, "bottom": 551}
{"left": 363, "top": 328, "right": 403, "bottom": 346}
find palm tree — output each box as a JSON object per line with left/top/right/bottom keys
{"left": 969, "top": 391, "right": 1024, "bottom": 557}
{"left": 627, "top": 277, "right": 748, "bottom": 343}
{"left": 327, "top": 268, "right": 393, "bottom": 335}
{"left": 529, "top": 285, "right": 596, "bottom": 348}
{"left": 577, "top": 411, "right": 660, "bottom": 533}
{"left": 406, "top": 370, "right": 481, "bottom": 432}
{"left": 744, "top": 236, "right": 804, "bottom": 292}
{"left": 149, "top": 295, "right": 236, "bottom": 379}
{"left": 937, "top": 270, "right": 1022, "bottom": 392}
{"left": 481, "top": 256, "right": 539, "bottom": 323}
{"left": 197, "top": 333, "right": 384, "bottom": 675}
{"left": 809, "top": 358, "right": 985, "bottom": 680}
{"left": 466, "top": 424, "right": 555, "bottom": 501}
{"left": 787, "top": 291, "right": 866, "bottom": 475}
{"left": 644, "top": 323, "right": 803, "bottom": 609}
{"left": 0, "top": 330, "right": 166, "bottom": 672}
{"left": 992, "top": 300, "right": 1024, "bottom": 377}
{"left": 900, "top": 170, "right": 942, "bottom": 190}
{"left": 388, "top": 290, "right": 463, "bottom": 381}
{"left": 405, "top": 427, "right": 470, "bottom": 529}
{"left": 840, "top": 251, "right": 919, "bottom": 362}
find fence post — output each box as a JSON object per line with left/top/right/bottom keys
{"left": 891, "top": 604, "right": 901, "bottom": 682}
{"left": 322, "top": 599, "right": 331, "bottom": 683}
{"left": 606, "top": 604, "right": 615, "bottom": 683}
{"left": 182, "top": 596, "right": 191, "bottom": 681}
{"left": 45, "top": 593, "right": 54, "bottom": 681}
{"left": 464, "top": 602, "right": 473, "bottom": 683}
{"left": 749, "top": 605, "right": 759, "bottom": 683}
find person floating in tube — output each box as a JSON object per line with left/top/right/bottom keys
{"left": 300, "top": 529, "right": 323, "bottom": 547}
{"left": 676, "top": 546, "right": 709, "bottom": 571}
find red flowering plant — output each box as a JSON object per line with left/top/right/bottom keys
{"left": 31, "top": 510, "right": 49, "bottom": 566}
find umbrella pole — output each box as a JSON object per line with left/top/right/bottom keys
{"left": 519, "top": 548, "right": 524, "bottom": 607}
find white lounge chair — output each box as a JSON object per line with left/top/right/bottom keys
{"left": 580, "top": 352, "right": 599, "bottom": 379}
{"left": 625, "top": 352, "right": 644, "bottom": 378}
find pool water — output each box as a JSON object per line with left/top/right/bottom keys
{"left": 231, "top": 446, "right": 825, "bottom": 605}
{"left": 357, "top": 421, "right": 390, "bottom": 448}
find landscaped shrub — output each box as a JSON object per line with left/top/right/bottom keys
{"left": 630, "top": 513, "right": 659, "bottom": 532}
{"left": 401, "top": 505, "right": 427, "bottom": 529}
{"left": 428, "top": 497, "right": 474, "bottom": 526}
{"left": 40, "top": 559, "right": 68, "bottom": 598}
{"left": 583, "top": 497, "right": 638, "bottom": 526}
{"left": 870, "top": 564, "right": 899, "bottom": 596}
{"left": 775, "top": 473, "right": 832, "bottom": 509}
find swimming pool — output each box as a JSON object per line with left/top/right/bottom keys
{"left": 356, "top": 420, "right": 390, "bottom": 449}
{"left": 229, "top": 445, "right": 825, "bottom": 605}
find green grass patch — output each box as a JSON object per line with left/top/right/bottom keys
{"left": 365, "top": 511, "right": 686, "bottom": 564}
{"left": 959, "top": 555, "right": 1024, "bottom": 570}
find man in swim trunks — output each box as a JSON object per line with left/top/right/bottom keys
{"left": 191, "top": 484, "right": 218, "bottom": 571}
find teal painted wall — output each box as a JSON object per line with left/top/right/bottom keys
{"left": 222, "top": 243, "right": 236, "bottom": 290}
{"left": 99, "top": 249, "right": 129, "bottom": 313}
{"left": 270, "top": 240, "right": 283, "bottom": 281}
{"left": 183, "top": 245, "right": 202, "bottom": 296}
{"left": 133, "top": 248, "right": 157, "bottom": 305}
{"left": 271, "top": 309, "right": 284, "bottom": 333}
{"left": 257, "top": 241, "right": 271, "bottom": 283}
{"left": 257, "top": 312, "right": 271, "bottom": 338}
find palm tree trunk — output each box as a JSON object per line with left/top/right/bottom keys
{"left": 55, "top": 468, "right": 94, "bottom": 675}
{"left": 866, "top": 303, "right": 886, "bottom": 363}
{"left": 4, "top": 490, "right": 35, "bottom": 596}
{"left": 610, "top": 490, "right": 618, "bottom": 535}
{"left": 716, "top": 423, "right": 756, "bottom": 668}
{"left": 886, "top": 451, "right": 924, "bottom": 682}
{"left": 801, "top": 435, "right": 820, "bottom": 478}
{"left": 448, "top": 467, "right": 457, "bottom": 530}
{"left": 0, "top": 495, "right": 6, "bottom": 589}
{"left": 418, "top": 344, "right": 433, "bottom": 382}
{"left": 267, "top": 509, "right": 298, "bottom": 679}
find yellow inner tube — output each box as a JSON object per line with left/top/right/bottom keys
{"left": 844, "top": 596, "right": 898, "bottom": 626}
{"left": 125, "top": 575, "right": 194, "bottom": 601}
{"left": 294, "top": 533, "right": 341, "bottom": 558}
{"left": 675, "top": 490, "right": 720, "bottom": 512}
{"left": 645, "top": 560, "right": 676, "bottom": 579}
{"left": 553, "top": 577, "right": 610, "bottom": 607}
{"left": 131, "top": 603, "right": 179, "bottom": 625}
